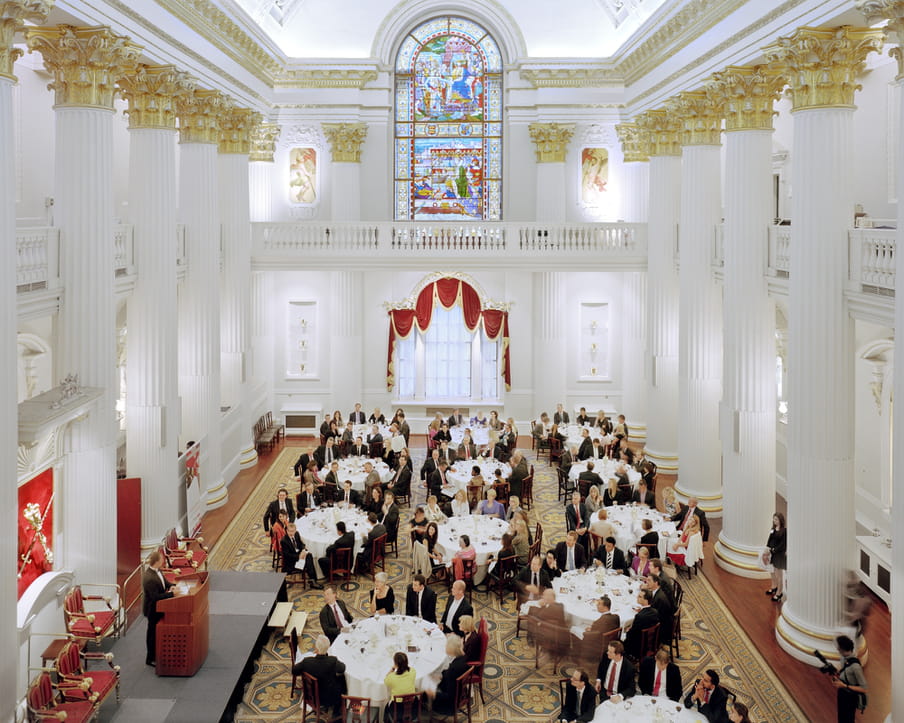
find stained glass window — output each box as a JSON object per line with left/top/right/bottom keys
{"left": 395, "top": 17, "right": 502, "bottom": 221}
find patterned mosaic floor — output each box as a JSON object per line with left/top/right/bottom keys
{"left": 209, "top": 447, "right": 806, "bottom": 722}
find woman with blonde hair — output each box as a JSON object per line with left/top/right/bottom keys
{"left": 424, "top": 495, "right": 447, "bottom": 524}
{"left": 603, "top": 477, "right": 621, "bottom": 507}
{"left": 510, "top": 517, "right": 531, "bottom": 567}
{"left": 450, "top": 489, "right": 470, "bottom": 517}
{"left": 661, "top": 486, "right": 679, "bottom": 517}
{"left": 585, "top": 484, "right": 604, "bottom": 513}
{"left": 460, "top": 615, "right": 481, "bottom": 661}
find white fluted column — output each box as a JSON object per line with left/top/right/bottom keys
{"left": 331, "top": 270, "right": 364, "bottom": 412}
{"left": 764, "top": 26, "right": 884, "bottom": 664}
{"left": 323, "top": 122, "right": 366, "bottom": 221}
{"left": 120, "top": 66, "right": 192, "bottom": 547}
{"left": 529, "top": 123, "right": 574, "bottom": 223}
{"left": 249, "top": 122, "right": 279, "bottom": 223}
{"left": 533, "top": 272, "right": 566, "bottom": 417}
{"left": 27, "top": 26, "right": 140, "bottom": 582}
{"left": 251, "top": 270, "right": 274, "bottom": 393}
{"left": 636, "top": 110, "right": 680, "bottom": 472}
{"left": 177, "top": 90, "right": 228, "bottom": 510}
{"left": 709, "top": 67, "right": 784, "bottom": 575}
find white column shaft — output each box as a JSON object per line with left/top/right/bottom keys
{"left": 330, "top": 270, "right": 363, "bottom": 412}
{"left": 620, "top": 161, "right": 649, "bottom": 223}
{"left": 536, "top": 163, "right": 567, "bottom": 223}
{"left": 778, "top": 107, "right": 855, "bottom": 659}
{"left": 126, "top": 127, "right": 180, "bottom": 546}
{"left": 716, "top": 129, "right": 776, "bottom": 576}
{"left": 533, "top": 272, "right": 566, "bottom": 417}
{"left": 676, "top": 144, "right": 723, "bottom": 510}
{"left": 55, "top": 107, "right": 117, "bottom": 583}
{"left": 249, "top": 161, "right": 273, "bottom": 223}
{"left": 331, "top": 163, "right": 361, "bottom": 221}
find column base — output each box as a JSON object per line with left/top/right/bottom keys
{"left": 205, "top": 476, "right": 229, "bottom": 510}
{"left": 643, "top": 447, "right": 678, "bottom": 473}
{"left": 627, "top": 420, "right": 647, "bottom": 444}
{"left": 239, "top": 444, "right": 258, "bottom": 469}
{"left": 714, "top": 534, "right": 770, "bottom": 579}
{"left": 775, "top": 606, "right": 868, "bottom": 666}
{"left": 673, "top": 482, "right": 722, "bottom": 517}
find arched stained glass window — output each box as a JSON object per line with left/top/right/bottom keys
{"left": 394, "top": 17, "right": 502, "bottom": 221}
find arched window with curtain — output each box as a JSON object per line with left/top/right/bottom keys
{"left": 394, "top": 16, "right": 502, "bottom": 221}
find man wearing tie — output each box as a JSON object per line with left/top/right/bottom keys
{"left": 338, "top": 479, "right": 361, "bottom": 508}
{"left": 560, "top": 669, "right": 596, "bottom": 722}
{"left": 314, "top": 437, "right": 338, "bottom": 468}
{"left": 142, "top": 550, "right": 175, "bottom": 666}
{"left": 670, "top": 496, "right": 710, "bottom": 541}
{"left": 297, "top": 481, "right": 321, "bottom": 515}
{"left": 553, "top": 403, "right": 570, "bottom": 426}
{"left": 565, "top": 491, "right": 590, "bottom": 551}
{"left": 404, "top": 574, "right": 437, "bottom": 623}
{"left": 683, "top": 669, "right": 729, "bottom": 722}
{"left": 516, "top": 554, "right": 551, "bottom": 602}
{"left": 448, "top": 409, "right": 464, "bottom": 427}
{"left": 593, "top": 537, "right": 628, "bottom": 574}
{"left": 351, "top": 436, "right": 369, "bottom": 458}
{"left": 349, "top": 403, "right": 366, "bottom": 425}
{"left": 318, "top": 585, "right": 354, "bottom": 642}
{"left": 457, "top": 433, "right": 477, "bottom": 461}
{"left": 280, "top": 522, "right": 321, "bottom": 587}
{"left": 639, "top": 648, "right": 683, "bottom": 701}
{"left": 437, "top": 440, "right": 456, "bottom": 466}
{"left": 555, "top": 530, "right": 587, "bottom": 572}
{"left": 595, "top": 640, "right": 635, "bottom": 703}
{"left": 263, "top": 488, "right": 295, "bottom": 534}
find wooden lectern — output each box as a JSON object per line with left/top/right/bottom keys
{"left": 156, "top": 571, "right": 209, "bottom": 676}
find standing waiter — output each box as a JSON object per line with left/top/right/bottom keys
{"left": 142, "top": 550, "right": 175, "bottom": 666}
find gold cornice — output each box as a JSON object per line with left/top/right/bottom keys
{"left": 528, "top": 122, "right": 575, "bottom": 163}
{"left": 857, "top": 1, "right": 904, "bottom": 80}
{"left": 176, "top": 88, "right": 231, "bottom": 145}
{"left": 0, "top": 1, "right": 53, "bottom": 80}
{"left": 322, "top": 122, "right": 367, "bottom": 163}
{"left": 615, "top": 122, "right": 649, "bottom": 163}
{"left": 218, "top": 107, "right": 263, "bottom": 154}
{"left": 634, "top": 109, "right": 681, "bottom": 157}
{"left": 119, "top": 64, "right": 194, "bottom": 130}
{"left": 665, "top": 90, "right": 723, "bottom": 146}
{"left": 274, "top": 68, "right": 378, "bottom": 89}
{"left": 762, "top": 26, "right": 884, "bottom": 112}
{"left": 26, "top": 24, "right": 141, "bottom": 109}
{"left": 520, "top": 67, "right": 622, "bottom": 88}
{"left": 707, "top": 65, "right": 786, "bottom": 132}
{"left": 250, "top": 122, "right": 280, "bottom": 162}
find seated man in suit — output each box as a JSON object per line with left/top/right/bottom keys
{"left": 560, "top": 668, "right": 596, "bottom": 723}
{"left": 554, "top": 403, "right": 570, "bottom": 426}
{"left": 386, "top": 460, "right": 411, "bottom": 498}
{"left": 379, "top": 490, "right": 400, "bottom": 531}
{"left": 525, "top": 588, "right": 568, "bottom": 661}
{"left": 293, "top": 452, "right": 310, "bottom": 477}
{"left": 427, "top": 459, "right": 451, "bottom": 500}
{"left": 565, "top": 490, "right": 590, "bottom": 552}
{"left": 404, "top": 574, "right": 438, "bottom": 624}
{"left": 360, "top": 511, "right": 386, "bottom": 561}
{"left": 350, "top": 435, "right": 369, "bottom": 458}
{"left": 437, "top": 440, "right": 457, "bottom": 466}
{"left": 457, "top": 432, "right": 477, "bottom": 461}
{"left": 297, "top": 480, "right": 321, "bottom": 515}
{"left": 670, "top": 496, "right": 711, "bottom": 541}
{"left": 632, "top": 479, "right": 656, "bottom": 507}
{"left": 577, "top": 460, "right": 604, "bottom": 494}
{"left": 340, "top": 421, "right": 355, "bottom": 445}
{"left": 280, "top": 522, "right": 322, "bottom": 587}
{"left": 434, "top": 422, "right": 452, "bottom": 444}
{"left": 361, "top": 460, "right": 381, "bottom": 496}
{"left": 516, "top": 554, "right": 551, "bottom": 603}
{"left": 314, "top": 436, "right": 339, "bottom": 468}
{"left": 637, "top": 518, "right": 659, "bottom": 553}
{"left": 571, "top": 595, "right": 621, "bottom": 667}
{"left": 595, "top": 639, "right": 636, "bottom": 703}
{"left": 507, "top": 451, "right": 528, "bottom": 499}
{"left": 583, "top": 595, "right": 620, "bottom": 638}
{"left": 263, "top": 488, "right": 295, "bottom": 534}
{"left": 684, "top": 669, "right": 730, "bottom": 723}
{"left": 577, "top": 428, "right": 593, "bottom": 460}
{"left": 440, "top": 580, "right": 474, "bottom": 636}
{"left": 323, "top": 460, "right": 341, "bottom": 494}
{"left": 623, "top": 590, "right": 660, "bottom": 660}
{"left": 337, "top": 479, "right": 362, "bottom": 508}
{"left": 648, "top": 558, "right": 675, "bottom": 606}
{"left": 646, "top": 573, "right": 675, "bottom": 644}
{"left": 349, "top": 403, "right": 366, "bottom": 425}
{"left": 639, "top": 648, "right": 683, "bottom": 701}
{"left": 317, "top": 521, "right": 355, "bottom": 580}
{"left": 366, "top": 424, "right": 383, "bottom": 447}
{"left": 421, "top": 448, "right": 440, "bottom": 482}
{"left": 294, "top": 634, "right": 346, "bottom": 712}
{"left": 593, "top": 536, "right": 629, "bottom": 574}
{"left": 555, "top": 530, "right": 587, "bottom": 572}
{"left": 447, "top": 409, "right": 464, "bottom": 428}
{"left": 318, "top": 586, "right": 353, "bottom": 643}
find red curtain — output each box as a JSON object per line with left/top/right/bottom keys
{"left": 386, "top": 278, "right": 511, "bottom": 391}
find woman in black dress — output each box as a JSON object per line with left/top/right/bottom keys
{"left": 369, "top": 572, "right": 395, "bottom": 615}
{"left": 765, "top": 512, "right": 787, "bottom": 602}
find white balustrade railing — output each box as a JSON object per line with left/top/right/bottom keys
{"left": 850, "top": 228, "right": 896, "bottom": 293}
{"left": 16, "top": 226, "right": 58, "bottom": 290}
{"left": 712, "top": 224, "right": 724, "bottom": 267}
{"left": 113, "top": 224, "right": 134, "bottom": 275}
{"left": 768, "top": 225, "right": 791, "bottom": 276}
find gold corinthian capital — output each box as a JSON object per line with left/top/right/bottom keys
{"left": 26, "top": 24, "right": 141, "bottom": 109}
{"left": 527, "top": 122, "right": 575, "bottom": 163}
{"left": 665, "top": 90, "right": 724, "bottom": 146}
{"left": 322, "top": 122, "right": 368, "bottom": 162}
{"left": 762, "top": 26, "right": 884, "bottom": 111}
{"left": 706, "top": 65, "right": 786, "bottom": 132}
{"left": 219, "top": 107, "right": 263, "bottom": 154}
{"left": 119, "top": 64, "right": 195, "bottom": 130}
{"left": 635, "top": 109, "right": 681, "bottom": 157}
{"left": 176, "top": 88, "right": 232, "bottom": 144}
{"left": 615, "top": 122, "right": 650, "bottom": 163}
{"left": 250, "top": 122, "right": 281, "bottom": 162}
{"left": 857, "top": 1, "right": 904, "bottom": 80}
{"left": 0, "top": 0, "right": 53, "bottom": 79}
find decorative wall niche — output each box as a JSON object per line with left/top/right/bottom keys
{"left": 580, "top": 302, "right": 609, "bottom": 380}
{"left": 286, "top": 300, "right": 317, "bottom": 380}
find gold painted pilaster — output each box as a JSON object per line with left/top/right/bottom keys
{"left": 762, "top": 26, "right": 884, "bottom": 111}
{"left": 857, "top": 1, "right": 904, "bottom": 79}
{"left": 250, "top": 122, "right": 280, "bottom": 162}
{"left": 528, "top": 122, "right": 575, "bottom": 163}
{"left": 0, "top": 0, "right": 53, "bottom": 80}
{"left": 322, "top": 121, "right": 367, "bottom": 162}
{"left": 666, "top": 90, "right": 724, "bottom": 146}
{"left": 615, "top": 122, "right": 650, "bottom": 163}
{"left": 26, "top": 25, "right": 141, "bottom": 109}
{"left": 634, "top": 109, "right": 681, "bottom": 157}
{"left": 219, "top": 107, "right": 262, "bottom": 155}
{"left": 119, "top": 64, "right": 194, "bottom": 130}
{"left": 707, "top": 65, "right": 786, "bottom": 132}
{"left": 176, "top": 88, "right": 231, "bottom": 144}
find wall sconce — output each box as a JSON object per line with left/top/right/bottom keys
{"left": 298, "top": 340, "right": 307, "bottom": 350}
{"left": 299, "top": 363, "right": 306, "bottom": 373}
{"left": 590, "top": 343, "right": 597, "bottom": 353}
{"left": 590, "top": 367, "right": 597, "bottom": 376}
{"left": 590, "top": 320, "right": 598, "bottom": 331}
{"left": 300, "top": 318, "right": 307, "bottom": 329}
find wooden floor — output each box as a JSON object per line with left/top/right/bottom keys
{"left": 198, "top": 437, "right": 892, "bottom": 722}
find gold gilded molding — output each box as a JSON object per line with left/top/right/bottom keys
{"left": 706, "top": 65, "right": 786, "bottom": 132}
{"left": 274, "top": 68, "right": 378, "bottom": 89}
{"left": 26, "top": 25, "right": 141, "bottom": 109}
{"left": 634, "top": 109, "right": 681, "bottom": 157}
{"left": 762, "top": 26, "right": 884, "bottom": 111}
{"left": 520, "top": 66, "right": 621, "bottom": 88}
{"left": 857, "top": 1, "right": 904, "bottom": 80}
{"left": 176, "top": 88, "right": 231, "bottom": 145}
{"left": 615, "top": 122, "right": 649, "bottom": 162}
{"left": 0, "top": 0, "right": 53, "bottom": 80}
{"left": 666, "top": 90, "right": 724, "bottom": 146}
{"left": 322, "top": 122, "right": 367, "bottom": 162}
{"left": 528, "top": 122, "right": 575, "bottom": 163}
{"left": 119, "top": 64, "right": 194, "bottom": 130}
{"left": 250, "top": 122, "right": 280, "bottom": 162}
{"left": 219, "top": 107, "right": 263, "bottom": 154}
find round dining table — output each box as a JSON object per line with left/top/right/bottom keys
{"left": 443, "top": 458, "right": 511, "bottom": 497}
{"left": 568, "top": 458, "right": 641, "bottom": 487}
{"left": 295, "top": 506, "right": 371, "bottom": 576}
{"left": 600, "top": 504, "right": 677, "bottom": 560}
{"left": 318, "top": 456, "right": 393, "bottom": 492}
{"left": 436, "top": 515, "right": 509, "bottom": 584}
{"left": 545, "top": 567, "right": 644, "bottom": 637}
{"left": 449, "top": 426, "right": 490, "bottom": 448}
{"left": 591, "top": 694, "right": 706, "bottom": 722}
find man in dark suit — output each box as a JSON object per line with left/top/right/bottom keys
{"left": 280, "top": 522, "right": 321, "bottom": 587}
{"left": 319, "top": 414, "right": 332, "bottom": 439}
{"left": 638, "top": 518, "right": 659, "bottom": 553}
{"left": 639, "top": 649, "right": 683, "bottom": 701}
{"left": 366, "top": 424, "right": 383, "bottom": 446}
{"left": 361, "top": 512, "right": 386, "bottom": 561}
{"left": 525, "top": 588, "right": 568, "bottom": 653}
{"left": 440, "top": 580, "right": 474, "bottom": 636}
{"left": 577, "top": 461, "right": 603, "bottom": 496}
{"left": 553, "top": 403, "right": 570, "bottom": 426}
{"left": 593, "top": 536, "right": 629, "bottom": 574}
{"left": 448, "top": 409, "right": 464, "bottom": 427}
{"left": 589, "top": 438, "right": 606, "bottom": 460}
{"left": 457, "top": 434, "right": 477, "bottom": 461}
{"left": 350, "top": 436, "right": 369, "bottom": 458}
{"left": 349, "top": 403, "right": 366, "bottom": 425}
{"left": 555, "top": 530, "right": 587, "bottom": 572}
{"left": 142, "top": 550, "right": 175, "bottom": 666}
{"left": 297, "top": 481, "right": 321, "bottom": 515}
{"left": 324, "top": 461, "right": 341, "bottom": 492}
{"left": 565, "top": 491, "right": 590, "bottom": 550}
{"left": 340, "top": 421, "right": 355, "bottom": 444}
{"left": 337, "top": 479, "right": 362, "bottom": 508}
{"left": 428, "top": 459, "right": 450, "bottom": 500}
{"left": 684, "top": 669, "right": 730, "bottom": 723}
{"left": 508, "top": 451, "right": 528, "bottom": 498}
{"left": 437, "top": 440, "right": 456, "bottom": 466}
{"left": 649, "top": 558, "right": 675, "bottom": 605}
{"left": 379, "top": 491, "right": 400, "bottom": 528}
{"left": 670, "top": 496, "right": 710, "bottom": 541}
{"left": 623, "top": 590, "right": 660, "bottom": 660}
{"left": 421, "top": 448, "right": 440, "bottom": 481}
{"left": 386, "top": 462, "right": 411, "bottom": 497}
{"left": 295, "top": 634, "right": 346, "bottom": 711}
{"left": 318, "top": 585, "right": 353, "bottom": 642}
{"left": 516, "top": 554, "right": 551, "bottom": 602}
{"left": 646, "top": 573, "right": 674, "bottom": 644}
{"left": 560, "top": 445, "right": 578, "bottom": 480}
{"left": 263, "top": 488, "right": 295, "bottom": 533}
{"left": 560, "top": 669, "right": 596, "bottom": 722}
{"left": 632, "top": 479, "right": 655, "bottom": 507}
{"left": 595, "top": 640, "right": 636, "bottom": 702}
{"left": 405, "top": 574, "right": 438, "bottom": 623}
{"left": 317, "top": 522, "right": 355, "bottom": 580}
{"left": 314, "top": 437, "right": 338, "bottom": 468}
{"left": 429, "top": 635, "right": 470, "bottom": 714}
{"left": 577, "top": 429, "right": 593, "bottom": 460}
{"left": 293, "top": 452, "right": 310, "bottom": 477}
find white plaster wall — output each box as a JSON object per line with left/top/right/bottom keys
{"left": 503, "top": 122, "right": 536, "bottom": 221}
{"left": 14, "top": 65, "right": 55, "bottom": 225}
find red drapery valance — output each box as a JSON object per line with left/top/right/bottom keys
{"left": 387, "top": 278, "right": 511, "bottom": 392}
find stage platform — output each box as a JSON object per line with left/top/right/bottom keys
{"left": 98, "top": 571, "right": 286, "bottom": 723}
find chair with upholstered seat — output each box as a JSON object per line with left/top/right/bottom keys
{"left": 387, "top": 692, "right": 421, "bottom": 722}
{"left": 466, "top": 617, "right": 490, "bottom": 706}
{"left": 164, "top": 527, "right": 208, "bottom": 570}
{"left": 27, "top": 671, "right": 97, "bottom": 723}
{"left": 429, "top": 665, "right": 474, "bottom": 723}
{"left": 341, "top": 695, "right": 378, "bottom": 723}
{"left": 54, "top": 639, "right": 120, "bottom": 710}
{"left": 289, "top": 628, "right": 301, "bottom": 698}
{"left": 328, "top": 547, "right": 354, "bottom": 589}
{"left": 63, "top": 584, "right": 123, "bottom": 648}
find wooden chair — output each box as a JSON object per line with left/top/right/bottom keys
{"left": 63, "top": 584, "right": 123, "bottom": 648}
{"left": 572, "top": 625, "right": 621, "bottom": 671}
{"left": 533, "top": 522, "right": 543, "bottom": 549}
{"left": 369, "top": 441, "right": 384, "bottom": 458}
{"left": 466, "top": 618, "right": 490, "bottom": 706}
{"left": 669, "top": 607, "right": 682, "bottom": 659}
{"left": 548, "top": 436, "right": 563, "bottom": 466}
{"left": 26, "top": 671, "right": 96, "bottom": 723}
{"left": 385, "top": 518, "right": 400, "bottom": 557}
{"left": 556, "top": 467, "right": 572, "bottom": 501}
{"left": 54, "top": 639, "right": 120, "bottom": 708}
{"left": 328, "top": 547, "right": 353, "bottom": 589}
{"left": 534, "top": 614, "right": 569, "bottom": 671}
{"left": 520, "top": 473, "right": 534, "bottom": 510}
{"left": 429, "top": 665, "right": 474, "bottom": 723}
{"left": 289, "top": 628, "right": 301, "bottom": 698}
{"left": 355, "top": 534, "right": 387, "bottom": 580}
{"left": 448, "top": 557, "right": 478, "bottom": 601}
{"left": 492, "top": 480, "right": 509, "bottom": 505}
{"left": 672, "top": 578, "right": 685, "bottom": 610}
{"left": 300, "top": 672, "right": 342, "bottom": 723}
{"left": 341, "top": 695, "right": 378, "bottom": 723}
{"left": 486, "top": 554, "right": 518, "bottom": 604}
{"left": 387, "top": 692, "right": 421, "bottom": 722}
{"left": 637, "top": 622, "right": 661, "bottom": 662}
{"left": 466, "top": 484, "right": 484, "bottom": 510}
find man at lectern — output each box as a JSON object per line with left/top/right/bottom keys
{"left": 142, "top": 550, "right": 175, "bottom": 666}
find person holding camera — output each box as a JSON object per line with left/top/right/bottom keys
{"left": 828, "top": 635, "right": 868, "bottom": 722}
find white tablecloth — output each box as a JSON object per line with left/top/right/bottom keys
{"left": 352, "top": 423, "right": 392, "bottom": 441}
{"left": 319, "top": 457, "right": 393, "bottom": 492}
{"left": 600, "top": 505, "right": 677, "bottom": 560}
{"left": 569, "top": 459, "right": 641, "bottom": 487}
{"left": 436, "top": 516, "right": 509, "bottom": 584}
{"left": 296, "top": 506, "right": 370, "bottom": 576}
{"left": 546, "top": 568, "right": 643, "bottom": 636}
{"left": 327, "top": 615, "right": 448, "bottom": 707}
{"left": 444, "top": 459, "right": 511, "bottom": 496}
{"left": 592, "top": 695, "right": 705, "bottom": 722}
{"left": 560, "top": 424, "right": 611, "bottom": 449}
{"left": 450, "top": 426, "right": 490, "bottom": 448}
